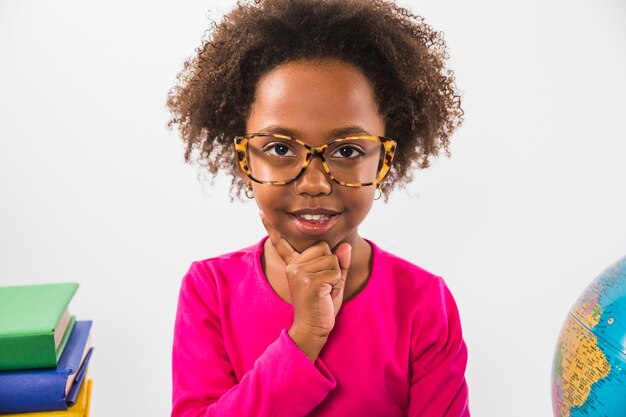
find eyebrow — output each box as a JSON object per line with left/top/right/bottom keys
{"left": 259, "top": 125, "right": 372, "bottom": 138}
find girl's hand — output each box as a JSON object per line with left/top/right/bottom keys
{"left": 260, "top": 212, "right": 351, "bottom": 360}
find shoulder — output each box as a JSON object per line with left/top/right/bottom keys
{"left": 180, "top": 238, "right": 265, "bottom": 293}
{"left": 368, "top": 240, "right": 460, "bottom": 322}
{"left": 370, "top": 240, "right": 445, "bottom": 295}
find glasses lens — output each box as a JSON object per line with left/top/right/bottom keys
{"left": 246, "top": 135, "right": 386, "bottom": 184}
{"left": 324, "top": 138, "right": 385, "bottom": 184}
{"left": 247, "top": 135, "right": 307, "bottom": 182}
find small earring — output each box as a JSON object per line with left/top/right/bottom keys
{"left": 245, "top": 183, "right": 254, "bottom": 199}
{"left": 374, "top": 185, "right": 382, "bottom": 201}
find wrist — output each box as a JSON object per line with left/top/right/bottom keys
{"left": 288, "top": 325, "right": 328, "bottom": 362}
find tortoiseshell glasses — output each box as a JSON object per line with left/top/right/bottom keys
{"left": 234, "top": 133, "right": 396, "bottom": 187}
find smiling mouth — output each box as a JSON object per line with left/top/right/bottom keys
{"left": 293, "top": 213, "right": 335, "bottom": 223}
{"left": 287, "top": 210, "right": 342, "bottom": 234}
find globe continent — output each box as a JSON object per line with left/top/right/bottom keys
{"left": 552, "top": 255, "right": 626, "bottom": 417}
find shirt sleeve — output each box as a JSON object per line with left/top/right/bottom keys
{"left": 408, "top": 276, "right": 470, "bottom": 417}
{"left": 171, "top": 262, "right": 337, "bottom": 417}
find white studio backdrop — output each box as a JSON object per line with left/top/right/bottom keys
{"left": 0, "top": 0, "right": 624, "bottom": 416}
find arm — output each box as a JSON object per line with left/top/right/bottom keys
{"left": 171, "top": 262, "right": 337, "bottom": 417}
{"left": 408, "top": 276, "right": 470, "bottom": 417}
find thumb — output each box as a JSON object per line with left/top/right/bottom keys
{"left": 334, "top": 243, "right": 352, "bottom": 280}
{"left": 330, "top": 243, "right": 351, "bottom": 302}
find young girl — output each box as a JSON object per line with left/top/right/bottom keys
{"left": 167, "top": 0, "right": 469, "bottom": 416}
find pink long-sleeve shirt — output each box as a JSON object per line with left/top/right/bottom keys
{"left": 172, "top": 237, "right": 469, "bottom": 417}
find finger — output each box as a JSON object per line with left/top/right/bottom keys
{"left": 297, "top": 254, "right": 340, "bottom": 274}
{"left": 259, "top": 211, "right": 299, "bottom": 264}
{"left": 309, "top": 269, "right": 343, "bottom": 289}
{"left": 330, "top": 244, "right": 351, "bottom": 301}
{"left": 296, "top": 240, "right": 333, "bottom": 264}
{"left": 309, "top": 269, "right": 344, "bottom": 300}
{"left": 330, "top": 278, "right": 345, "bottom": 301}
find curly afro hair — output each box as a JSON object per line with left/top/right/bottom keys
{"left": 167, "top": 0, "right": 463, "bottom": 201}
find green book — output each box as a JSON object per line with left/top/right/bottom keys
{"left": 0, "top": 282, "right": 79, "bottom": 371}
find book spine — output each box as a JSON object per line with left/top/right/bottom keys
{"left": 0, "top": 370, "right": 69, "bottom": 413}
{"left": 0, "top": 379, "right": 91, "bottom": 417}
{"left": 0, "top": 333, "right": 56, "bottom": 371}
{"left": 56, "top": 317, "right": 76, "bottom": 361}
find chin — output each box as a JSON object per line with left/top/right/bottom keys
{"left": 289, "top": 235, "right": 329, "bottom": 252}
{"left": 287, "top": 233, "right": 346, "bottom": 254}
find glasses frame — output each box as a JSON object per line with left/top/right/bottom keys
{"left": 234, "top": 133, "right": 396, "bottom": 187}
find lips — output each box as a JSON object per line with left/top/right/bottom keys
{"left": 287, "top": 208, "right": 342, "bottom": 235}
{"left": 290, "top": 208, "right": 341, "bottom": 216}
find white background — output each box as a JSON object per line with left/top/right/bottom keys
{"left": 1, "top": 0, "right": 625, "bottom": 416}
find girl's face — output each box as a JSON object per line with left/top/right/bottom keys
{"left": 244, "top": 58, "right": 385, "bottom": 253}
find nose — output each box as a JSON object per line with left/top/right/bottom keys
{"left": 293, "top": 156, "right": 332, "bottom": 196}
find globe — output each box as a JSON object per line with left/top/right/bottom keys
{"left": 552, "top": 255, "right": 626, "bottom": 417}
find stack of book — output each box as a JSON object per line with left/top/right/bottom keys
{"left": 0, "top": 283, "right": 94, "bottom": 416}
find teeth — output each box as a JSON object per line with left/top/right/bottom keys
{"left": 299, "top": 214, "right": 329, "bottom": 221}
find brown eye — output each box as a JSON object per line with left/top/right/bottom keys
{"left": 264, "top": 142, "right": 295, "bottom": 157}
{"left": 331, "top": 145, "right": 364, "bottom": 159}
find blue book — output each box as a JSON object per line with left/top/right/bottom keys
{"left": 0, "top": 320, "right": 93, "bottom": 414}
